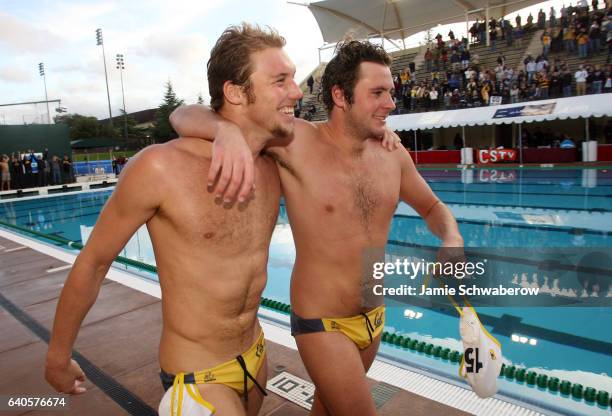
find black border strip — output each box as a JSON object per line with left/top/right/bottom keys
{"left": 0, "top": 291, "right": 157, "bottom": 416}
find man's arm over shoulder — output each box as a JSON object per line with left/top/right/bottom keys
{"left": 45, "top": 146, "right": 166, "bottom": 392}
{"left": 397, "top": 148, "right": 462, "bottom": 245}
{"left": 170, "top": 104, "right": 218, "bottom": 140}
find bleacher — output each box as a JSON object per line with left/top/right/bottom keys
{"left": 412, "top": 32, "right": 537, "bottom": 86}
{"left": 297, "top": 9, "right": 610, "bottom": 122}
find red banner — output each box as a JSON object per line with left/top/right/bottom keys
{"left": 477, "top": 149, "right": 517, "bottom": 164}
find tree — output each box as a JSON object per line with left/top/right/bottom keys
{"left": 197, "top": 93, "right": 204, "bottom": 105}
{"left": 152, "top": 81, "right": 184, "bottom": 143}
{"left": 118, "top": 109, "right": 149, "bottom": 149}
{"left": 54, "top": 113, "right": 100, "bottom": 139}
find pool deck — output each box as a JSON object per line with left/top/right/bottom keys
{"left": 0, "top": 235, "right": 473, "bottom": 416}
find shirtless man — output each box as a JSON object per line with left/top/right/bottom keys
{"left": 44, "top": 24, "right": 302, "bottom": 416}
{"left": 171, "top": 40, "right": 463, "bottom": 415}
{"left": 0, "top": 155, "right": 10, "bottom": 191}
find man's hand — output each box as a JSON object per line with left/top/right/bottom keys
{"left": 438, "top": 235, "right": 465, "bottom": 263}
{"left": 380, "top": 127, "right": 402, "bottom": 151}
{"left": 45, "top": 358, "right": 87, "bottom": 395}
{"left": 208, "top": 122, "right": 255, "bottom": 203}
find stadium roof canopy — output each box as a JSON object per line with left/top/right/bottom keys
{"left": 303, "top": 0, "right": 545, "bottom": 46}
{"left": 387, "top": 93, "right": 612, "bottom": 131}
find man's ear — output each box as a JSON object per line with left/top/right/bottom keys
{"left": 331, "top": 85, "right": 347, "bottom": 110}
{"left": 223, "top": 80, "right": 246, "bottom": 106}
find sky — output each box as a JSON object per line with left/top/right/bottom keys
{"left": 0, "top": 0, "right": 568, "bottom": 125}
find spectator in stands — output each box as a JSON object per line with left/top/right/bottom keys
{"left": 537, "top": 70, "right": 550, "bottom": 98}
{"left": 552, "top": 7, "right": 558, "bottom": 27}
{"left": 460, "top": 48, "right": 470, "bottom": 68}
{"left": 562, "top": 66, "right": 574, "bottom": 96}
{"left": 440, "top": 48, "right": 449, "bottom": 70}
{"left": 575, "top": 64, "right": 589, "bottom": 94}
{"left": 535, "top": 55, "right": 548, "bottom": 73}
{"left": 604, "top": 65, "right": 612, "bottom": 91}
{"left": 443, "top": 89, "right": 452, "bottom": 108}
{"left": 538, "top": 9, "right": 547, "bottom": 29}
{"left": 307, "top": 75, "right": 314, "bottom": 94}
{"left": 514, "top": 17, "right": 524, "bottom": 47}
{"left": 424, "top": 48, "right": 433, "bottom": 72}
{"left": 400, "top": 68, "right": 409, "bottom": 94}
{"left": 481, "top": 81, "right": 491, "bottom": 104}
{"left": 589, "top": 21, "right": 602, "bottom": 54}
{"left": 561, "top": 5, "right": 569, "bottom": 27}
{"left": 429, "top": 86, "right": 439, "bottom": 109}
{"left": 478, "top": 19, "right": 486, "bottom": 43}
{"left": 470, "top": 20, "right": 479, "bottom": 43}
{"left": 472, "top": 52, "right": 480, "bottom": 65}
{"left": 393, "top": 73, "right": 402, "bottom": 101}
{"left": 510, "top": 83, "right": 520, "bottom": 103}
{"left": 410, "top": 84, "right": 418, "bottom": 111}
{"left": 503, "top": 19, "right": 514, "bottom": 46}
{"left": 1, "top": 155, "right": 10, "bottom": 191}
{"left": 525, "top": 55, "right": 537, "bottom": 82}
{"left": 542, "top": 30, "right": 552, "bottom": 57}
{"left": 564, "top": 25, "right": 577, "bottom": 52}
{"left": 450, "top": 50, "right": 460, "bottom": 70}
{"left": 577, "top": 28, "right": 590, "bottom": 57}
{"left": 526, "top": 13, "right": 534, "bottom": 29}
{"left": 592, "top": 64, "right": 605, "bottom": 92}
{"left": 490, "top": 27, "right": 498, "bottom": 51}
{"left": 402, "top": 80, "right": 411, "bottom": 110}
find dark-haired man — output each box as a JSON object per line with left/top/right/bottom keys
{"left": 45, "top": 24, "right": 302, "bottom": 416}
{"left": 172, "top": 40, "right": 462, "bottom": 415}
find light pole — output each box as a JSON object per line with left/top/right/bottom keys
{"left": 38, "top": 63, "right": 51, "bottom": 124}
{"left": 116, "top": 54, "right": 128, "bottom": 141}
{"left": 96, "top": 28, "right": 113, "bottom": 127}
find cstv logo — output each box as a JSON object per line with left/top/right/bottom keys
{"left": 465, "top": 348, "right": 484, "bottom": 373}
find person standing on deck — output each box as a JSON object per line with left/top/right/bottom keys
{"left": 170, "top": 39, "right": 463, "bottom": 416}
{"left": 45, "top": 23, "right": 303, "bottom": 416}
{"left": 0, "top": 155, "right": 10, "bottom": 191}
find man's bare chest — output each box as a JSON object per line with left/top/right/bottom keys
{"left": 285, "top": 151, "right": 401, "bottom": 232}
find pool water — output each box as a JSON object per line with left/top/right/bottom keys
{"left": 1, "top": 168, "right": 610, "bottom": 415}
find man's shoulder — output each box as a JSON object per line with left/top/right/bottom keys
{"left": 123, "top": 143, "right": 180, "bottom": 176}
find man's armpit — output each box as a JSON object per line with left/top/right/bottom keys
{"left": 263, "top": 150, "right": 300, "bottom": 180}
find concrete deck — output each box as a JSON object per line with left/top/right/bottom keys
{"left": 0, "top": 235, "right": 471, "bottom": 416}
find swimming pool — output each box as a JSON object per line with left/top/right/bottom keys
{"left": 0, "top": 167, "right": 610, "bottom": 415}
